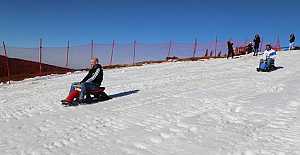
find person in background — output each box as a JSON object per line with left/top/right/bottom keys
{"left": 289, "top": 33, "right": 296, "bottom": 50}
{"left": 227, "top": 41, "right": 235, "bottom": 59}
{"left": 247, "top": 42, "right": 254, "bottom": 54}
{"left": 253, "top": 34, "right": 261, "bottom": 56}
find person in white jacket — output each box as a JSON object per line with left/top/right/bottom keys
{"left": 259, "top": 44, "right": 277, "bottom": 71}
{"left": 262, "top": 44, "right": 277, "bottom": 60}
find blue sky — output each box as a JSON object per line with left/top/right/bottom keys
{"left": 0, "top": 0, "right": 299, "bottom": 47}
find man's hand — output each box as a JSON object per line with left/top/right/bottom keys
{"left": 74, "top": 83, "right": 82, "bottom": 88}
{"left": 74, "top": 83, "right": 82, "bottom": 92}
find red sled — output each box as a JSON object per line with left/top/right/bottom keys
{"left": 62, "top": 87, "right": 111, "bottom": 106}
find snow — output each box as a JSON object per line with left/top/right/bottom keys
{"left": 1, "top": 51, "right": 300, "bottom": 155}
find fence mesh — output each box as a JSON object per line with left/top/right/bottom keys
{"left": 68, "top": 45, "right": 91, "bottom": 69}
{"left": 94, "top": 43, "right": 112, "bottom": 65}
{"left": 0, "top": 43, "right": 3, "bottom": 56}
{"left": 135, "top": 42, "right": 169, "bottom": 62}
{"left": 113, "top": 42, "right": 134, "bottom": 65}
{"left": 0, "top": 39, "right": 281, "bottom": 82}
{"left": 6, "top": 47, "right": 39, "bottom": 62}
{"left": 43, "top": 47, "right": 67, "bottom": 67}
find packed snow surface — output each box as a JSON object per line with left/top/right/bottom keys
{"left": 1, "top": 51, "right": 300, "bottom": 155}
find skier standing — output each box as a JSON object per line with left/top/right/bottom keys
{"left": 253, "top": 34, "right": 261, "bottom": 56}
{"left": 227, "top": 41, "right": 235, "bottom": 59}
{"left": 289, "top": 33, "right": 296, "bottom": 50}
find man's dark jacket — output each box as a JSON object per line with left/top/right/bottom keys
{"left": 80, "top": 64, "right": 103, "bottom": 86}
{"left": 253, "top": 36, "right": 261, "bottom": 48}
{"left": 290, "top": 35, "right": 295, "bottom": 43}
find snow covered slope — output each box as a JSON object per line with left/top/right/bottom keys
{"left": 0, "top": 51, "right": 300, "bottom": 155}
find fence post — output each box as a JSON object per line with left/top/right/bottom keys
{"left": 133, "top": 40, "right": 136, "bottom": 65}
{"left": 192, "top": 38, "right": 197, "bottom": 57}
{"left": 214, "top": 36, "right": 218, "bottom": 58}
{"left": 66, "top": 40, "right": 70, "bottom": 67}
{"left": 39, "top": 38, "right": 42, "bottom": 75}
{"left": 2, "top": 41, "right": 10, "bottom": 84}
{"left": 167, "top": 40, "right": 172, "bottom": 57}
{"left": 276, "top": 34, "right": 281, "bottom": 50}
{"left": 109, "top": 40, "right": 115, "bottom": 65}
{"left": 91, "top": 40, "right": 94, "bottom": 59}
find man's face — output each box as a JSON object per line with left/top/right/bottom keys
{"left": 90, "top": 59, "right": 97, "bottom": 67}
{"left": 266, "top": 46, "right": 271, "bottom": 51}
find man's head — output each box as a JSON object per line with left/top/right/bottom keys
{"left": 266, "top": 44, "right": 272, "bottom": 51}
{"left": 90, "top": 57, "right": 99, "bottom": 67}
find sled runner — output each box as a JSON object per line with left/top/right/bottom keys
{"left": 85, "top": 87, "right": 111, "bottom": 102}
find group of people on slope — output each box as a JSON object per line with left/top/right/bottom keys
{"left": 227, "top": 33, "right": 296, "bottom": 60}
{"left": 226, "top": 34, "right": 262, "bottom": 59}
{"left": 226, "top": 33, "right": 299, "bottom": 72}
{"left": 226, "top": 34, "right": 261, "bottom": 59}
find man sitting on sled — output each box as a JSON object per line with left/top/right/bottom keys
{"left": 257, "top": 44, "right": 277, "bottom": 72}
{"left": 61, "top": 57, "right": 109, "bottom": 105}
